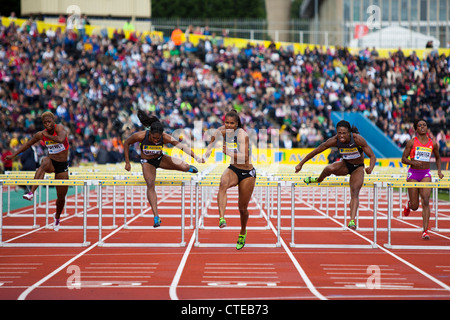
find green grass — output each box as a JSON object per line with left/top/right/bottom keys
{"left": 2, "top": 185, "right": 95, "bottom": 212}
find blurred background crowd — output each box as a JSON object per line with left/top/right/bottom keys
{"left": 1, "top": 14, "right": 450, "bottom": 172}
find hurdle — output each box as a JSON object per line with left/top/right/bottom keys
{"left": 1, "top": 174, "right": 137, "bottom": 229}
{"left": 384, "top": 181, "right": 450, "bottom": 250}
{"left": 193, "top": 177, "right": 273, "bottom": 230}
{"left": 287, "top": 181, "right": 381, "bottom": 249}
{"left": 0, "top": 179, "right": 91, "bottom": 247}
{"left": 193, "top": 180, "right": 282, "bottom": 248}
{"left": 97, "top": 180, "right": 188, "bottom": 247}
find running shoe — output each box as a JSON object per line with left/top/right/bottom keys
{"left": 348, "top": 219, "right": 356, "bottom": 230}
{"left": 303, "top": 176, "right": 318, "bottom": 184}
{"left": 54, "top": 214, "right": 60, "bottom": 232}
{"left": 188, "top": 165, "right": 198, "bottom": 174}
{"left": 219, "top": 217, "right": 227, "bottom": 228}
{"left": 403, "top": 201, "right": 411, "bottom": 217}
{"left": 23, "top": 192, "right": 33, "bottom": 201}
{"left": 422, "top": 230, "right": 430, "bottom": 240}
{"left": 153, "top": 216, "right": 161, "bottom": 228}
{"left": 236, "top": 232, "right": 247, "bottom": 250}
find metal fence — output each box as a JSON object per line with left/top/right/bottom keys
{"left": 151, "top": 17, "right": 449, "bottom": 48}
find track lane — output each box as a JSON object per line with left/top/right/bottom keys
{"left": 0, "top": 184, "right": 449, "bottom": 300}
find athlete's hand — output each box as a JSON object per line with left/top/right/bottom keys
{"left": 365, "top": 167, "right": 373, "bottom": 175}
{"left": 295, "top": 163, "right": 302, "bottom": 173}
{"left": 438, "top": 171, "right": 444, "bottom": 179}
{"left": 203, "top": 150, "right": 211, "bottom": 160}
{"left": 4, "top": 154, "right": 14, "bottom": 161}
{"left": 124, "top": 162, "right": 131, "bottom": 172}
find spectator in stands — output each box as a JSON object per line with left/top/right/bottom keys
{"left": 0, "top": 14, "right": 449, "bottom": 166}
{"left": 1, "top": 146, "right": 13, "bottom": 172}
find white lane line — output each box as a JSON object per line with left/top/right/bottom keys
{"left": 17, "top": 189, "right": 176, "bottom": 300}
{"left": 254, "top": 194, "right": 328, "bottom": 300}
{"left": 169, "top": 229, "right": 195, "bottom": 300}
{"left": 295, "top": 191, "right": 450, "bottom": 293}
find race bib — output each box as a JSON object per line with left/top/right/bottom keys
{"left": 45, "top": 141, "right": 66, "bottom": 154}
{"left": 339, "top": 147, "right": 360, "bottom": 160}
{"left": 414, "top": 146, "right": 432, "bottom": 162}
{"left": 226, "top": 142, "right": 238, "bottom": 151}
{"left": 142, "top": 145, "right": 162, "bottom": 155}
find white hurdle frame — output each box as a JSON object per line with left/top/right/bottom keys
{"left": 0, "top": 179, "right": 91, "bottom": 247}
{"left": 193, "top": 180, "right": 282, "bottom": 248}
{"left": 384, "top": 181, "right": 450, "bottom": 250}
{"left": 97, "top": 180, "right": 187, "bottom": 247}
{"left": 289, "top": 181, "right": 380, "bottom": 249}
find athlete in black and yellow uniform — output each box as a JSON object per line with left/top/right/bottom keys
{"left": 295, "top": 120, "right": 376, "bottom": 230}
{"left": 203, "top": 110, "right": 256, "bottom": 249}
{"left": 124, "top": 110, "right": 204, "bottom": 227}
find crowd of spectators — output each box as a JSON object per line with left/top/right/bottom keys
{"left": 1, "top": 14, "right": 450, "bottom": 173}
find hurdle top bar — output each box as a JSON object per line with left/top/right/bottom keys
{"left": 0, "top": 179, "right": 184, "bottom": 186}
{"left": 1, "top": 179, "right": 85, "bottom": 186}
{"left": 197, "top": 180, "right": 279, "bottom": 187}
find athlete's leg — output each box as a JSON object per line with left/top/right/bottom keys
{"left": 159, "top": 155, "right": 193, "bottom": 172}
{"left": 237, "top": 177, "right": 256, "bottom": 235}
{"left": 27, "top": 157, "right": 53, "bottom": 196}
{"left": 54, "top": 170, "right": 69, "bottom": 220}
{"left": 141, "top": 162, "right": 159, "bottom": 219}
{"left": 317, "top": 161, "right": 349, "bottom": 182}
{"left": 217, "top": 168, "right": 238, "bottom": 227}
{"left": 348, "top": 166, "right": 364, "bottom": 223}
{"left": 418, "top": 176, "right": 432, "bottom": 232}
{"left": 406, "top": 180, "right": 420, "bottom": 211}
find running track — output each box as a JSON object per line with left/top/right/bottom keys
{"left": 1, "top": 182, "right": 450, "bottom": 302}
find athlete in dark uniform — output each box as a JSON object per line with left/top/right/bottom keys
{"left": 295, "top": 120, "right": 376, "bottom": 229}
{"left": 123, "top": 110, "right": 204, "bottom": 227}
{"left": 203, "top": 110, "right": 256, "bottom": 249}
{"left": 6, "top": 111, "right": 70, "bottom": 231}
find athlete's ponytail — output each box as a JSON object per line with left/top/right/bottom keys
{"left": 137, "top": 109, "right": 163, "bottom": 134}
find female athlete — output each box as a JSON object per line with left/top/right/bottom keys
{"left": 203, "top": 110, "right": 256, "bottom": 250}
{"left": 123, "top": 110, "right": 204, "bottom": 227}
{"left": 401, "top": 119, "right": 444, "bottom": 240}
{"left": 6, "top": 111, "right": 69, "bottom": 231}
{"left": 295, "top": 120, "right": 376, "bottom": 230}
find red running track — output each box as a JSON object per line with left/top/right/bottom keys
{"left": 0, "top": 184, "right": 450, "bottom": 301}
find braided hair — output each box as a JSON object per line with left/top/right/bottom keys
{"left": 336, "top": 120, "right": 359, "bottom": 134}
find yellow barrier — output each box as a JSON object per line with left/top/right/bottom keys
{"left": 388, "top": 182, "right": 450, "bottom": 188}
{"left": 100, "top": 180, "right": 183, "bottom": 186}
{"left": 293, "top": 181, "right": 377, "bottom": 188}
{"left": 198, "top": 180, "right": 279, "bottom": 187}
{"left": 1, "top": 179, "right": 85, "bottom": 186}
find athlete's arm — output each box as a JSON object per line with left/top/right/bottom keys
{"left": 432, "top": 141, "right": 444, "bottom": 179}
{"left": 164, "top": 133, "right": 204, "bottom": 163}
{"left": 354, "top": 134, "right": 376, "bottom": 174}
{"left": 401, "top": 139, "right": 417, "bottom": 167}
{"left": 123, "top": 131, "right": 145, "bottom": 171}
{"left": 5, "top": 132, "right": 42, "bottom": 160}
{"left": 203, "top": 126, "right": 224, "bottom": 160}
{"left": 295, "top": 136, "right": 337, "bottom": 173}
